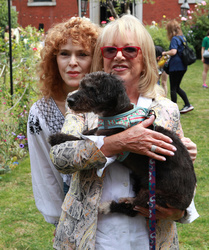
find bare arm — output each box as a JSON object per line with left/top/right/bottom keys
{"left": 201, "top": 46, "right": 205, "bottom": 62}
{"left": 162, "top": 48, "right": 177, "bottom": 57}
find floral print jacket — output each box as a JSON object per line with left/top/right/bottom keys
{"left": 50, "top": 96, "right": 189, "bottom": 250}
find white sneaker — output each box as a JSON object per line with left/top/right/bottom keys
{"left": 180, "top": 105, "right": 194, "bottom": 114}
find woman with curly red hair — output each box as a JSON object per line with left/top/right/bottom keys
{"left": 27, "top": 17, "right": 100, "bottom": 227}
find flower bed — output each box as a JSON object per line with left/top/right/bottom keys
{"left": 0, "top": 26, "right": 43, "bottom": 175}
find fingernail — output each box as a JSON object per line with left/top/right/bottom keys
{"left": 162, "top": 157, "right": 166, "bottom": 161}
{"left": 173, "top": 146, "right": 177, "bottom": 151}
{"left": 170, "top": 152, "right": 175, "bottom": 156}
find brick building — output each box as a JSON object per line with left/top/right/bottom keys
{"left": 11, "top": 0, "right": 201, "bottom": 31}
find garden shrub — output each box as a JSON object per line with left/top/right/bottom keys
{"left": 146, "top": 25, "right": 170, "bottom": 51}
{"left": 180, "top": 1, "right": 209, "bottom": 58}
{"left": 0, "top": 0, "right": 18, "bottom": 30}
{"left": 0, "top": 26, "right": 43, "bottom": 175}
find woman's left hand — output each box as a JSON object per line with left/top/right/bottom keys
{"left": 134, "top": 204, "right": 184, "bottom": 221}
{"left": 181, "top": 137, "right": 197, "bottom": 162}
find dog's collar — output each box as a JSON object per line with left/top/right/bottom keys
{"left": 98, "top": 105, "right": 149, "bottom": 130}
{"left": 98, "top": 105, "right": 149, "bottom": 161}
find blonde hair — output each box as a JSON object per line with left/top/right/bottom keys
{"left": 166, "top": 20, "right": 183, "bottom": 41}
{"left": 38, "top": 17, "right": 100, "bottom": 98}
{"left": 91, "top": 15, "right": 164, "bottom": 98}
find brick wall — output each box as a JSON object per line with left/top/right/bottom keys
{"left": 12, "top": 0, "right": 195, "bottom": 31}
{"left": 12, "top": 0, "right": 83, "bottom": 31}
{"left": 143, "top": 0, "right": 195, "bottom": 25}
{"left": 143, "top": 0, "right": 179, "bottom": 25}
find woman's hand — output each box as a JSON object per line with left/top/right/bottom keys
{"left": 181, "top": 137, "right": 197, "bottom": 162}
{"left": 101, "top": 115, "right": 176, "bottom": 161}
{"left": 134, "top": 204, "right": 184, "bottom": 221}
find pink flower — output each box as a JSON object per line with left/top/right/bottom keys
{"left": 189, "top": 16, "right": 192, "bottom": 19}
{"left": 101, "top": 21, "right": 107, "bottom": 24}
{"left": 109, "top": 17, "right": 115, "bottom": 21}
{"left": 33, "top": 47, "right": 37, "bottom": 51}
{"left": 201, "top": 1, "right": 206, "bottom": 5}
{"left": 181, "top": 17, "right": 187, "bottom": 21}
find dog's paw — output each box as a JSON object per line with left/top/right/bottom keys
{"left": 98, "top": 201, "right": 112, "bottom": 214}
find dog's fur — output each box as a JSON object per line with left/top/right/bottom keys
{"left": 49, "top": 71, "right": 197, "bottom": 216}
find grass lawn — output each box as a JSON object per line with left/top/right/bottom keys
{"left": 174, "top": 60, "right": 209, "bottom": 249}
{"left": 0, "top": 59, "right": 208, "bottom": 249}
{"left": 0, "top": 157, "right": 55, "bottom": 249}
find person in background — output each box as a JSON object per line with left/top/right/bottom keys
{"left": 51, "top": 15, "right": 199, "bottom": 249}
{"left": 27, "top": 17, "right": 100, "bottom": 228}
{"left": 155, "top": 45, "right": 168, "bottom": 96}
{"left": 201, "top": 30, "right": 209, "bottom": 88}
{"left": 4, "top": 25, "right": 15, "bottom": 42}
{"left": 162, "top": 20, "right": 194, "bottom": 114}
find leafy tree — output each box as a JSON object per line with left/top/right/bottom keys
{"left": 0, "top": 0, "right": 18, "bottom": 32}
{"left": 104, "top": 0, "right": 154, "bottom": 19}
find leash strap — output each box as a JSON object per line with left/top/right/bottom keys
{"left": 149, "top": 158, "right": 156, "bottom": 250}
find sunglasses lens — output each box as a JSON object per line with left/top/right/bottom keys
{"left": 123, "top": 47, "right": 138, "bottom": 58}
{"left": 102, "top": 47, "right": 117, "bottom": 59}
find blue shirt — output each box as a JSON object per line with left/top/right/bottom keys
{"left": 169, "top": 35, "right": 187, "bottom": 72}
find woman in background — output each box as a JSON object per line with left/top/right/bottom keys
{"left": 162, "top": 20, "right": 194, "bottom": 114}
{"left": 201, "top": 30, "right": 209, "bottom": 88}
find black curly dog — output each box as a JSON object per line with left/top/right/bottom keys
{"left": 49, "top": 71, "right": 197, "bottom": 216}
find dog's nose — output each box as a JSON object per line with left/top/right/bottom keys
{"left": 67, "top": 97, "right": 75, "bottom": 107}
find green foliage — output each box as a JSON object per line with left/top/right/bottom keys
{"left": 0, "top": 26, "right": 43, "bottom": 174}
{"left": 180, "top": 1, "right": 209, "bottom": 58}
{"left": 0, "top": 0, "right": 18, "bottom": 30}
{"left": 146, "top": 26, "right": 170, "bottom": 50}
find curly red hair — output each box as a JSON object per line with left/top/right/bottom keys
{"left": 38, "top": 17, "right": 100, "bottom": 98}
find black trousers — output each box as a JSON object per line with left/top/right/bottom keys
{"left": 169, "top": 70, "right": 190, "bottom": 106}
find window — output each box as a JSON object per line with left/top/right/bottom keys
{"left": 27, "top": 0, "right": 56, "bottom": 7}
{"left": 178, "top": 0, "right": 202, "bottom": 4}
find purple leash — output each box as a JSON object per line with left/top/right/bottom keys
{"left": 149, "top": 158, "right": 156, "bottom": 249}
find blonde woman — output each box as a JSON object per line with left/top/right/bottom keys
{"left": 51, "top": 15, "right": 198, "bottom": 249}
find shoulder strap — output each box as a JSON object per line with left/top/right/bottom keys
{"left": 176, "top": 36, "right": 187, "bottom": 47}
